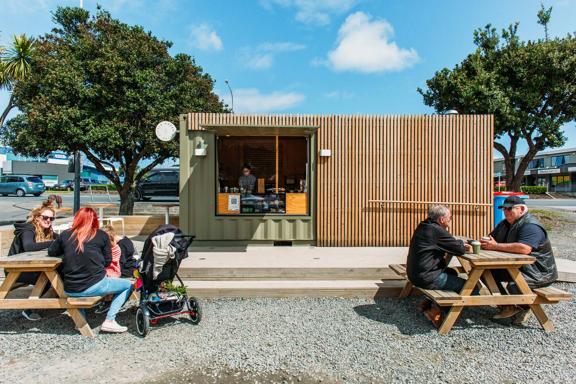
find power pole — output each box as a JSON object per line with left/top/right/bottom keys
{"left": 73, "top": 151, "right": 81, "bottom": 213}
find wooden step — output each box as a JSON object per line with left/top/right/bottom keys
{"left": 182, "top": 279, "right": 406, "bottom": 298}
{"left": 177, "top": 267, "right": 403, "bottom": 281}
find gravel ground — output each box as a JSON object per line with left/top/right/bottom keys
{"left": 1, "top": 283, "right": 575, "bottom": 384}
{"left": 531, "top": 209, "right": 576, "bottom": 261}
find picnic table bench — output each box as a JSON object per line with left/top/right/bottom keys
{"left": 0, "top": 251, "right": 137, "bottom": 337}
{"left": 390, "top": 249, "right": 572, "bottom": 334}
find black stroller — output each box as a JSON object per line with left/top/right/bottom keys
{"left": 134, "top": 224, "right": 202, "bottom": 337}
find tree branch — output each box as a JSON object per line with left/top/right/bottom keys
{"left": 81, "top": 148, "right": 120, "bottom": 187}
{"left": 135, "top": 157, "right": 166, "bottom": 181}
{"left": 0, "top": 94, "right": 15, "bottom": 129}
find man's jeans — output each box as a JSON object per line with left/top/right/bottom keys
{"left": 66, "top": 277, "right": 132, "bottom": 321}
{"left": 430, "top": 269, "right": 480, "bottom": 295}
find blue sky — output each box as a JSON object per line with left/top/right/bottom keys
{"left": 1, "top": 0, "right": 575, "bottom": 155}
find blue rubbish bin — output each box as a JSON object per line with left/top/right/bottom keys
{"left": 493, "top": 192, "right": 529, "bottom": 227}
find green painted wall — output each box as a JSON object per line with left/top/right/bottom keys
{"left": 179, "top": 114, "right": 316, "bottom": 242}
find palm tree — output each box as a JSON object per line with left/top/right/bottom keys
{"left": 1, "top": 34, "right": 36, "bottom": 128}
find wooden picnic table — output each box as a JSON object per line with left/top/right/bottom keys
{"left": 152, "top": 203, "right": 179, "bottom": 225}
{"left": 0, "top": 251, "right": 102, "bottom": 337}
{"left": 83, "top": 203, "right": 117, "bottom": 222}
{"left": 391, "top": 248, "right": 572, "bottom": 334}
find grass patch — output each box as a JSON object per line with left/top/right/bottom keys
{"left": 530, "top": 209, "right": 570, "bottom": 231}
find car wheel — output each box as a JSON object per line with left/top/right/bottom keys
{"left": 1, "top": 194, "right": 7, "bottom": 197}
{"left": 16, "top": 189, "right": 26, "bottom": 197}
{"left": 33, "top": 193, "right": 42, "bottom": 197}
{"left": 134, "top": 189, "right": 143, "bottom": 201}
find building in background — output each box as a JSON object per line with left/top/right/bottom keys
{"left": 0, "top": 147, "right": 110, "bottom": 186}
{"left": 494, "top": 147, "right": 576, "bottom": 194}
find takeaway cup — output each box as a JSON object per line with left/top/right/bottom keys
{"left": 471, "top": 241, "right": 481, "bottom": 254}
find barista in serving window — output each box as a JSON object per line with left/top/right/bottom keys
{"left": 238, "top": 164, "right": 256, "bottom": 194}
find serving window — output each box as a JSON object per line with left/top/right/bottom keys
{"left": 216, "top": 135, "right": 309, "bottom": 215}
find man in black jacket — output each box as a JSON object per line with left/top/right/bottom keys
{"left": 407, "top": 205, "right": 471, "bottom": 293}
{"left": 406, "top": 205, "right": 474, "bottom": 327}
{"left": 481, "top": 195, "right": 557, "bottom": 320}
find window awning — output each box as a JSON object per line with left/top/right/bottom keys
{"left": 203, "top": 125, "right": 318, "bottom": 137}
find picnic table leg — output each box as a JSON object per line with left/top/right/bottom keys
{"left": 45, "top": 270, "right": 95, "bottom": 337}
{"left": 29, "top": 273, "right": 49, "bottom": 299}
{"left": 507, "top": 268, "right": 554, "bottom": 332}
{"left": 481, "top": 270, "right": 502, "bottom": 296}
{"left": 398, "top": 281, "right": 413, "bottom": 298}
{"left": 438, "top": 268, "right": 484, "bottom": 335}
{"left": 0, "top": 271, "right": 22, "bottom": 300}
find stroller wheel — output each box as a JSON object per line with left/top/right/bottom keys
{"left": 135, "top": 307, "right": 151, "bottom": 337}
{"left": 187, "top": 297, "right": 202, "bottom": 325}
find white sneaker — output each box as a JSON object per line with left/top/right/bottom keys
{"left": 22, "top": 310, "right": 42, "bottom": 321}
{"left": 100, "top": 319, "right": 128, "bottom": 333}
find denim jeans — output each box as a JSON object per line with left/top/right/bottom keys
{"left": 66, "top": 277, "right": 132, "bottom": 321}
{"left": 431, "top": 270, "right": 480, "bottom": 295}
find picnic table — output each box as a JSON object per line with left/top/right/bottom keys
{"left": 391, "top": 249, "right": 572, "bottom": 334}
{"left": 152, "top": 203, "right": 179, "bottom": 225}
{"left": 0, "top": 251, "right": 102, "bottom": 337}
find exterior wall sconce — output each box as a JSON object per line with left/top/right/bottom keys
{"left": 319, "top": 149, "right": 332, "bottom": 157}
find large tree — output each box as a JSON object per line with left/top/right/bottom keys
{"left": 2, "top": 7, "right": 226, "bottom": 214}
{"left": 418, "top": 8, "right": 576, "bottom": 191}
{"left": 0, "top": 34, "right": 36, "bottom": 128}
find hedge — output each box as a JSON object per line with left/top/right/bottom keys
{"left": 520, "top": 186, "right": 548, "bottom": 194}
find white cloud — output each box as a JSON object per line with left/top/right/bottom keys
{"left": 188, "top": 23, "right": 223, "bottom": 51}
{"left": 240, "top": 42, "right": 305, "bottom": 70}
{"left": 221, "top": 88, "right": 305, "bottom": 113}
{"left": 326, "top": 12, "right": 419, "bottom": 73}
{"left": 261, "top": 0, "right": 358, "bottom": 26}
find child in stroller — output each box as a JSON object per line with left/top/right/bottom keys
{"left": 134, "top": 224, "right": 201, "bottom": 336}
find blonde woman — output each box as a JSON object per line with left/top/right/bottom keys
{"left": 8, "top": 200, "right": 58, "bottom": 321}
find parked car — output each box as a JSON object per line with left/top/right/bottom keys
{"left": 0, "top": 175, "right": 46, "bottom": 197}
{"left": 134, "top": 169, "right": 179, "bottom": 200}
{"left": 53, "top": 179, "right": 87, "bottom": 191}
{"left": 81, "top": 178, "right": 99, "bottom": 185}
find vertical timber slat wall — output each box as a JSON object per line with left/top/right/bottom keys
{"left": 185, "top": 113, "right": 493, "bottom": 246}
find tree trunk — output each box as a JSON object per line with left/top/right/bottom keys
{"left": 0, "top": 94, "right": 15, "bottom": 129}
{"left": 118, "top": 187, "right": 135, "bottom": 215}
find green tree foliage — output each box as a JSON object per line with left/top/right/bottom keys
{"left": 2, "top": 7, "right": 226, "bottom": 214}
{"left": 0, "top": 34, "right": 36, "bottom": 128}
{"left": 418, "top": 10, "right": 576, "bottom": 191}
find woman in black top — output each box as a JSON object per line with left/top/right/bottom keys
{"left": 48, "top": 208, "right": 132, "bottom": 333}
{"left": 8, "top": 200, "right": 58, "bottom": 321}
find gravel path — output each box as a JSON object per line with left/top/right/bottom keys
{"left": 531, "top": 209, "right": 576, "bottom": 261}
{"left": 1, "top": 283, "right": 575, "bottom": 384}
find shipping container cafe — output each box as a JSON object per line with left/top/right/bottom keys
{"left": 179, "top": 113, "right": 493, "bottom": 247}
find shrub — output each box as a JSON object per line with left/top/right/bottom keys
{"left": 494, "top": 186, "right": 507, "bottom": 192}
{"left": 520, "top": 186, "right": 548, "bottom": 194}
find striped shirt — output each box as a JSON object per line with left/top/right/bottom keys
{"left": 105, "top": 244, "right": 122, "bottom": 278}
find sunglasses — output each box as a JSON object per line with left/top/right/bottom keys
{"left": 40, "top": 215, "right": 56, "bottom": 222}
{"left": 502, "top": 206, "right": 516, "bottom": 211}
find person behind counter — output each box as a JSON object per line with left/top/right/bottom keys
{"left": 238, "top": 164, "right": 256, "bottom": 193}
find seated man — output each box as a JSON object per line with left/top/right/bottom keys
{"left": 481, "top": 195, "right": 558, "bottom": 320}
{"left": 406, "top": 205, "right": 473, "bottom": 326}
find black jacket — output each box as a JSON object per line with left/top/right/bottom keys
{"left": 8, "top": 222, "right": 57, "bottom": 286}
{"left": 8, "top": 222, "right": 56, "bottom": 255}
{"left": 47, "top": 229, "right": 112, "bottom": 293}
{"left": 406, "top": 218, "right": 466, "bottom": 288}
{"left": 490, "top": 213, "right": 557, "bottom": 288}
{"left": 117, "top": 237, "right": 138, "bottom": 278}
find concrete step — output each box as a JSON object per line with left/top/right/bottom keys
{"left": 183, "top": 279, "right": 406, "bottom": 298}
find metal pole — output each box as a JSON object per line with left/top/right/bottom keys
{"left": 73, "top": 151, "right": 81, "bottom": 213}
{"left": 224, "top": 80, "right": 234, "bottom": 113}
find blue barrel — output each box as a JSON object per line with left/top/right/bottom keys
{"left": 493, "top": 192, "right": 529, "bottom": 227}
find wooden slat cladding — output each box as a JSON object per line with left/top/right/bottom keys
{"left": 186, "top": 113, "right": 494, "bottom": 246}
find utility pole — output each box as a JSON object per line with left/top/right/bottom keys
{"left": 73, "top": 151, "right": 81, "bottom": 213}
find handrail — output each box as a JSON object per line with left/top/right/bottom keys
{"left": 369, "top": 200, "right": 492, "bottom": 207}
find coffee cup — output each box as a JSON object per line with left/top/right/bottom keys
{"left": 471, "top": 240, "right": 481, "bottom": 254}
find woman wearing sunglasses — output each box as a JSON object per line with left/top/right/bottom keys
{"left": 7, "top": 200, "right": 58, "bottom": 321}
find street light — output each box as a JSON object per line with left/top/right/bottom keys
{"left": 224, "top": 79, "right": 234, "bottom": 113}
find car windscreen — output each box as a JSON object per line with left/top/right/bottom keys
{"left": 26, "top": 177, "right": 44, "bottom": 183}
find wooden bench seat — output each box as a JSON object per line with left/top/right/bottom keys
{"left": 419, "top": 289, "right": 461, "bottom": 305}
{"left": 389, "top": 263, "right": 407, "bottom": 277}
{"left": 534, "top": 286, "right": 573, "bottom": 302}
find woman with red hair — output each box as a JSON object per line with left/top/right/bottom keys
{"left": 48, "top": 208, "right": 132, "bottom": 333}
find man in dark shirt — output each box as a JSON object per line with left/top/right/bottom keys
{"left": 481, "top": 195, "right": 557, "bottom": 320}
{"left": 406, "top": 205, "right": 473, "bottom": 326}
